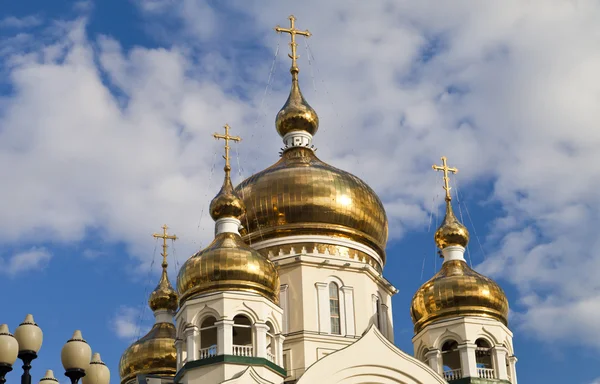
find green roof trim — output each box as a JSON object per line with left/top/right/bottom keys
{"left": 174, "top": 355, "right": 286, "bottom": 383}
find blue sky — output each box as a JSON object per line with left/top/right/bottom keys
{"left": 2, "top": 1, "right": 600, "bottom": 383}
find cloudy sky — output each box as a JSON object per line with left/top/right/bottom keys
{"left": 1, "top": 0, "right": 599, "bottom": 383}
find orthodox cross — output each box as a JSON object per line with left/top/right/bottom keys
{"left": 152, "top": 224, "right": 178, "bottom": 269}
{"left": 432, "top": 156, "right": 458, "bottom": 202}
{"left": 213, "top": 124, "right": 242, "bottom": 174}
{"left": 274, "top": 15, "right": 311, "bottom": 73}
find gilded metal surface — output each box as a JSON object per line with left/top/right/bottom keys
{"left": 118, "top": 322, "right": 177, "bottom": 384}
{"left": 258, "top": 242, "right": 382, "bottom": 273}
{"left": 432, "top": 156, "right": 458, "bottom": 202}
{"left": 434, "top": 202, "right": 470, "bottom": 249}
{"left": 177, "top": 232, "right": 280, "bottom": 305}
{"left": 210, "top": 124, "right": 246, "bottom": 220}
{"left": 149, "top": 224, "right": 179, "bottom": 312}
{"left": 274, "top": 15, "right": 318, "bottom": 137}
{"left": 410, "top": 260, "right": 509, "bottom": 334}
{"left": 235, "top": 147, "right": 388, "bottom": 261}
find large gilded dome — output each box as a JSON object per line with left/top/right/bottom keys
{"left": 410, "top": 259, "right": 509, "bottom": 334}
{"left": 235, "top": 147, "right": 388, "bottom": 261}
{"left": 118, "top": 322, "right": 176, "bottom": 384}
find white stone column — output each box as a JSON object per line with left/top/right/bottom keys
{"left": 425, "top": 349, "right": 442, "bottom": 374}
{"left": 280, "top": 284, "right": 289, "bottom": 334}
{"left": 275, "top": 334, "right": 285, "bottom": 366}
{"left": 492, "top": 345, "right": 509, "bottom": 380}
{"left": 508, "top": 356, "right": 518, "bottom": 384}
{"left": 174, "top": 338, "right": 183, "bottom": 369}
{"left": 340, "top": 286, "right": 355, "bottom": 336}
{"left": 216, "top": 319, "right": 234, "bottom": 355}
{"left": 183, "top": 325, "right": 199, "bottom": 362}
{"left": 315, "top": 282, "right": 330, "bottom": 333}
{"left": 255, "top": 322, "right": 269, "bottom": 358}
{"left": 457, "top": 343, "right": 478, "bottom": 378}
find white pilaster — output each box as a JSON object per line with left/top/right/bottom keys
{"left": 508, "top": 355, "right": 518, "bottom": 384}
{"left": 283, "top": 130, "right": 313, "bottom": 148}
{"left": 174, "top": 338, "right": 183, "bottom": 369}
{"left": 275, "top": 334, "right": 285, "bottom": 366}
{"left": 315, "top": 282, "right": 330, "bottom": 333}
{"left": 341, "top": 286, "right": 355, "bottom": 336}
{"left": 457, "top": 343, "right": 479, "bottom": 378}
{"left": 184, "top": 325, "right": 199, "bottom": 362}
{"left": 492, "top": 345, "right": 509, "bottom": 380}
{"left": 216, "top": 319, "right": 234, "bottom": 355}
{"left": 425, "top": 349, "right": 442, "bottom": 374}
{"left": 441, "top": 245, "right": 466, "bottom": 263}
{"left": 280, "top": 284, "right": 289, "bottom": 334}
{"left": 255, "top": 323, "right": 269, "bottom": 358}
{"left": 215, "top": 217, "right": 241, "bottom": 235}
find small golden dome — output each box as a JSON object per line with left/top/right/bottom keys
{"left": 209, "top": 168, "right": 245, "bottom": 221}
{"left": 275, "top": 74, "right": 319, "bottom": 137}
{"left": 118, "top": 322, "right": 176, "bottom": 384}
{"left": 410, "top": 260, "right": 509, "bottom": 334}
{"left": 148, "top": 268, "right": 178, "bottom": 312}
{"left": 235, "top": 147, "right": 388, "bottom": 262}
{"left": 177, "top": 232, "right": 280, "bottom": 305}
{"left": 435, "top": 200, "right": 470, "bottom": 249}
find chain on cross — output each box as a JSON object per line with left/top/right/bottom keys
{"left": 432, "top": 156, "right": 458, "bottom": 202}
{"left": 213, "top": 124, "right": 242, "bottom": 175}
{"left": 152, "top": 224, "right": 178, "bottom": 269}
{"left": 274, "top": 15, "right": 311, "bottom": 75}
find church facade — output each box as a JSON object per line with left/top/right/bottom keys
{"left": 118, "top": 16, "right": 518, "bottom": 384}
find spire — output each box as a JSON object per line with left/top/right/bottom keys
{"left": 432, "top": 156, "right": 470, "bottom": 250}
{"left": 210, "top": 124, "right": 245, "bottom": 225}
{"left": 274, "top": 15, "right": 319, "bottom": 146}
{"left": 148, "top": 225, "right": 178, "bottom": 313}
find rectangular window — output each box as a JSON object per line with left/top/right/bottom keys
{"left": 329, "top": 283, "right": 341, "bottom": 335}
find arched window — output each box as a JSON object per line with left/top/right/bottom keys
{"left": 232, "top": 315, "right": 253, "bottom": 357}
{"left": 441, "top": 340, "right": 461, "bottom": 380}
{"left": 199, "top": 317, "right": 217, "bottom": 359}
{"left": 266, "top": 321, "right": 275, "bottom": 363}
{"left": 329, "top": 282, "right": 341, "bottom": 335}
{"left": 475, "top": 339, "right": 494, "bottom": 378}
{"left": 375, "top": 297, "right": 382, "bottom": 331}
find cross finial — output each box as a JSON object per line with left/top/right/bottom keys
{"left": 274, "top": 15, "right": 311, "bottom": 77}
{"left": 152, "top": 224, "right": 178, "bottom": 270}
{"left": 213, "top": 124, "right": 242, "bottom": 177}
{"left": 432, "top": 156, "right": 458, "bottom": 202}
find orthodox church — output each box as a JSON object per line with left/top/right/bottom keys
{"left": 118, "top": 16, "right": 518, "bottom": 384}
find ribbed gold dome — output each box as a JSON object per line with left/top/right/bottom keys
{"left": 275, "top": 75, "right": 319, "bottom": 137}
{"left": 148, "top": 268, "right": 178, "bottom": 312}
{"left": 410, "top": 260, "right": 509, "bottom": 334}
{"left": 118, "top": 323, "right": 176, "bottom": 384}
{"left": 235, "top": 147, "right": 388, "bottom": 262}
{"left": 210, "top": 168, "right": 245, "bottom": 221}
{"left": 435, "top": 200, "right": 470, "bottom": 249}
{"left": 177, "top": 232, "right": 280, "bottom": 304}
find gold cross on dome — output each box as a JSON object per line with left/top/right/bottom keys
{"left": 152, "top": 224, "right": 178, "bottom": 269}
{"left": 432, "top": 156, "right": 458, "bottom": 202}
{"left": 274, "top": 15, "right": 311, "bottom": 73}
{"left": 213, "top": 124, "right": 242, "bottom": 172}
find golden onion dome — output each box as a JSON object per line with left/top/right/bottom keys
{"left": 148, "top": 268, "right": 178, "bottom": 312}
{"left": 235, "top": 147, "right": 388, "bottom": 261}
{"left": 410, "top": 259, "right": 509, "bottom": 334}
{"left": 435, "top": 200, "right": 470, "bottom": 249}
{"left": 177, "top": 231, "right": 280, "bottom": 305}
{"left": 118, "top": 322, "right": 176, "bottom": 384}
{"left": 209, "top": 167, "right": 245, "bottom": 221}
{"left": 276, "top": 73, "right": 319, "bottom": 137}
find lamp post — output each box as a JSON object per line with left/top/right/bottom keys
{"left": 0, "top": 315, "right": 109, "bottom": 384}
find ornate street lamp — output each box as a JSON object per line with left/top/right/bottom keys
{"left": 0, "top": 315, "right": 109, "bottom": 384}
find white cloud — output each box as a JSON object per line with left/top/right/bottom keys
{"left": 0, "top": 16, "right": 42, "bottom": 29}
{"left": 2, "top": 0, "right": 600, "bottom": 351}
{"left": 112, "top": 306, "right": 150, "bottom": 340}
{"left": 1, "top": 247, "right": 52, "bottom": 275}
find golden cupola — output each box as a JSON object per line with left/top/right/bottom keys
{"left": 119, "top": 225, "right": 178, "bottom": 384}
{"left": 235, "top": 16, "right": 388, "bottom": 265}
{"left": 177, "top": 125, "right": 280, "bottom": 305}
{"left": 410, "top": 157, "right": 509, "bottom": 334}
